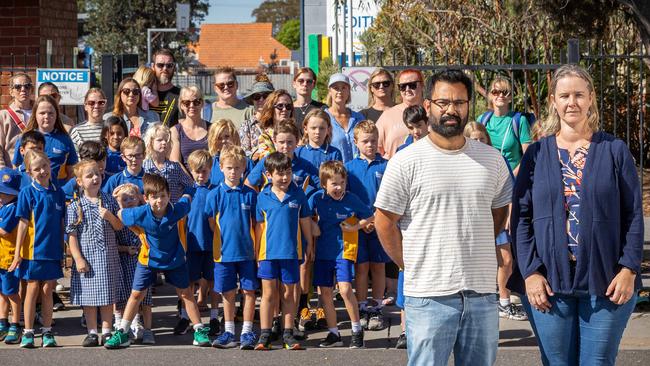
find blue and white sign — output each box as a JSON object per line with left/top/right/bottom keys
{"left": 36, "top": 68, "right": 91, "bottom": 105}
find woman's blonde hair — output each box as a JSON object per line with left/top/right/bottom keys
{"left": 543, "top": 64, "right": 600, "bottom": 136}
{"left": 301, "top": 109, "right": 333, "bottom": 145}
{"left": 208, "top": 119, "right": 240, "bottom": 155}
{"left": 132, "top": 66, "right": 157, "bottom": 89}
{"left": 179, "top": 85, "right": 204, "bottom": 103}
{"left": 143, "top": 122, "right": 172, "bottom": 159}
{"left": 487, "top": 77, "right": 511, "bottom": 110}
{"left": 367, "top": 68, "right": 394, "bottom": 107}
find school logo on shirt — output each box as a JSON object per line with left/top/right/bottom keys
{"left": 241, "top": 203, "right": 251, "bottom": 211}
{"left": 55, "top": 203, "right": 63, "bottom": 211}
{"left": 2, "top": 174, "right": 10, "bottom": 182}
{"left": 375, "top": 171, "right": 383, "bottom": 180}
{"left": 293, "top": 175, "right": 303, "bottom": 184}
{"left": 288, "top": 201, "right": 299, "bottom": 209}
{"left": 336, "top": 213, "right": 349, "bottom": 220}
{"left": 52, "top": 147, "right": 63, "bottom": 154}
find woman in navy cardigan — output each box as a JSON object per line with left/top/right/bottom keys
{"left": 512, "top": 64, "right": 643, "bottom": 366}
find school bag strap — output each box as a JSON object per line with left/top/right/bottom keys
{"left": 480, "top": 109, "right": 523, "bottom": 141}
{"left": 5, "top": 107, "right": 26, "bottom": 131}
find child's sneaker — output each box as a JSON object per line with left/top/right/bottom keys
{"left": 319, "top": 332, "right": 343, "bottom": 348}
{"left": 82, "top": 333, "right": 99, "bottom": 347}
{"left": 4, "top": 325, "right": 20, "bottom": 344}
{"left": 104, "top": 330, "right": 130, "bottom": 349}
{"left": 269, "top": 316, "right": 281, "bottom": 341}
{"left": 192, "top": 326, "right": 211, "bottom": 347}
{"left": 349, "top": 329, "right": 364, "bottom": 349}
{"left": 298, "top": 307, "right": 313, "bottom": 331}
{"left": 315, "top": 308, "right": 327, "bottom": 329}
{"left": 173, "top": 317, "right": 191, "bottom": 335}
{"left": 254, "top": 331, "right": 272, "bottom": 350}
{"left": 367, "top": 308, "right": 386, "bottom": 330}
{"left": 141, "top": 329, "right": 156, "bottom": 345}
{"left": 208, "top": 317, "right": 221, "bottom": 336}
{"left": 359, "top": 308, "right": 369, "bottom": 329}
{"left": 240, "top": 331, "right": 257, "bottom": 350}
{"left": 282, "top": 330, "right": 303, "bottom": 350}
{"left": 292, "top": 325, "right": 306, "bottom": 340}
{"left": 0, "top": 323, "right": 7, "bottom": 341}
{"left": 41, "top": 330, "right": 57, "bottom": 347}
{"left": 101, "top": 333, "right": 112, "bottom": 346}
{"left": 396, "top": 332, "right": 407, "bottom": 349}
{"left": 20, "top": 331, "right": 35, "bottom": 348}
{"left": 212, "top": 331, "right": 237, "bottom": 348}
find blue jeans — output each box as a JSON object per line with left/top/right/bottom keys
{"left": 521, "top": 292, "right": 636, "bottom": 366}
{"left": 405, "top": 292, "right": 498, "bottom": 366}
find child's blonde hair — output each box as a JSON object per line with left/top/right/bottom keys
{"left": 187, "top": 149, "right": 213, "bottom": 172}
{"left": 301, "top": 109, "right": 333, "bottom": 145}
{"left": 133, "top": 66, "right": 157, "bottom": 88}
{"left": 353, "top": 120, "right": 378, "bottom": 140}
{"left": 144, "top": 123, "right": 172, "bottom": 159}
{"left": 463, "top": 122, "right": 492, "bottom": 145}
{"left": 73, "top": 160, "right": 99, "bottom": 180}
{"left": 219, "top": 145, "right": 247, "bottom": 168}
{"left": 112, "top": 183, "right": 143, "bottom": 205}
{"left": 319, "top": 160, "right": 347, "bottom": 188}
{"left": 24, "top": 149, "right": 50, "bottom": 173}
{"left": 208, "top": 119, "right": 240, "bottom": 155}
{"left": 120, "top": 136, "right": 145, "bottom": 153}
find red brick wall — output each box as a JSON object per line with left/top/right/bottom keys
{"left": 0, "top": 0, "right": 77, "bottom": 108}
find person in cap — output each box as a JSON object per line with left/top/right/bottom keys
{"left": 0, "top": 168, "right": 23, "bottom": 345}
{"left": 324, "top": 73, "right": 365, "bottom": 163}
{"left": 239, "top": 75, "right": 275, "bottom": 159}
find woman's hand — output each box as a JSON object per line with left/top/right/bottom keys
{"left": 606, "top": 267, "right": 636, "bottom": 305}
{"left": 525, "top": 272, "right": 554, "bottom": 312}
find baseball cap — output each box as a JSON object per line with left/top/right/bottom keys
{"left": 328, "top": 73, "right": 350, "bottom": 87}
{"left": 0, "top": 168, "right": 22, "bottom": 196}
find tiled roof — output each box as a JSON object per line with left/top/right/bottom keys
{"left": 197, "top": 23, "right": 292, "bottom": 70}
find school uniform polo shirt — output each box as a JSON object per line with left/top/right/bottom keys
{"left": 344, "top": 154, "right": 388, "bottom": 206}
{"left": 105, "top": 147, "right": 126, "bottom": 177}
{"left": 16, "top": 165, "right": 31, "bottom": 188}
{"left": 209, "top": 154, "right": 255, "bottom": 186}
{"left": 15, "top": 181, "right": 66, "bottom": 261}
{"left": 204, "top": 182, "right": 257, "bottom": 262}
{"left": 103, "top": 168, "right": 145, "bottom": 195}
{"left": 0, "top": 200, "right": 19, "bottom": 269}
{"left": 294, "top": 144, "right": 343, "bottom": 170}
{"left": 13, "top": 130, "right": 79, "bottom": 186}
{"left": 396, "top": 135, "right": 414, "bottom": 153}
{"left": 185, "top": 183, "right": 214, "bottom": 253}
{"left": 247, "top": 155, "right": 320, "bottom": 192}
{"left": 308, "top": 190, "right": 372, "bottom": 261}
{"left": 255, "top": 184, "right": 311, "bottom": 261}
{"left": 121, "top": 197, "right": 191, "bottom": 270}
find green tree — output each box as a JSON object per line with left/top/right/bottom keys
{"left": 84, "top": 0, "right": 208, "bottom": 68}
{"left": 276, "top": 19, "right": 300, "bottom": 50}
{"left": 252, "top": 0, "right": 300, "bottom": 35}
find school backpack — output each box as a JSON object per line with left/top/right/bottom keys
{"left": 478, "top": 110, "right": 536, "bottom": 141}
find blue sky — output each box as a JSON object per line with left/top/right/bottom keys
{"left": 201, "top": 0, "right": 263, "bottom": 25}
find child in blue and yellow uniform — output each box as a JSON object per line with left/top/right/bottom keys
{"left": 105, "top": 173, "right": 210, "bottom": 349}
{"left": 245, "top": 121, "right": 320, "bottom": 194}
{"left": 254, "top": 152, "right": 314, "bottom": 351}
{"left": 205, "top": 145, "right": 259, "bottom": 350}
{"left": 396, "top": 105, "right": 429, "bottom": 153}
{"left": 13, "top": 95, "right": 78, "bottom": 187}
{"left": 183, "top": 149, "right": 221, "bottom": 336}
{"left": 142, "top": 123, "right": 194, "bottom": 203}
{"left": 208, "top": 119, "right": 255, "bottom": 186}
{"left": 66, "top": 160, "right": 124, "bottom": 347}
{"left": 103, "top": 136, "right": 146, "bottom": 194}
{"left": 295, "top": 109, "right": 342, "bottom": 169}
{"left": 8, "top": 150, "right": 66, "bottom": 348}
{"left": 345, "top": 121, "right": 390, "bottom": 330}
{"left": 15, "top": 130, "right": 45, "bottom": 188}
{"left": 102, "top": 116, "right": 128, "bottom": 178}
{"left": 308, "top": 161, "right": 373, "bottom": 348}
{"left": 0, "top": 169, "right": 23, "bottom": 345}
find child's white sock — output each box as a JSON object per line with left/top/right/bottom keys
{"left": 351, "top": 322, "right": 361, "bottom": 333}
{"left": 193, "top": 323, "right": 204, "bottom": 331}
{"left": 120, "top": 319, "right": 132, "bottom": 332}
{"left": 102, "top": 327, "right": 112, "bottom": 335}
{"left": 328, "top": 327, "right": 339, "bottom": 335}
{"left": 114, "top": 313, "right": 122, "bottom": 328}
{"left": 242, "top": 321, "right": 253, "bottom": 334}
{"left": 210, "top": 308, "right": 219, "bottom": 320}
{"left": 88, "top": 328, "right": 98, "bottom": 335}
{"left": 225, "top": 321, "right": 235, "bottom": 334}
{"left": 499, "top": 298, "right": 511, "bottom": 307}
{"left": 41, "top": 327, "right": 52, "bottom": 333}
{"left": 24, "top": 328, "right": 34, "bottom": 334}
{"left": 180, "top": 308, "right": 189, "bottom": 320}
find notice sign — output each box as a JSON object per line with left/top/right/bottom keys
{"left": 36, "top": 68, "right": 90, "bottom": 105}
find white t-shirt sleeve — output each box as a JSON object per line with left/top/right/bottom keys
{"left": 492, "top": 154, "right": 513, "bottom": 209}
{"left": 374, "top": 155, "right": 410, "bottom": 216}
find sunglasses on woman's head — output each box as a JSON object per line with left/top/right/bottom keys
{"left": 85, "top": 100, "right": 107, "bottom": 107}
{"left": 121, "top": 88, "right": 141, "bottom": 96}
{"left": 274, "top": 103, "right": 293, "bottom": 111}
{"left": 181, "top": 99, "right": 202, "bottom": 107}
{"left": 398, "top": 81, "right": 420, "bottom": 92}
{"left": 490, "top": 89, "right": 511, "bottom": 97}
{"left": 371, "top": 80, "right": 392, "bottom": 89}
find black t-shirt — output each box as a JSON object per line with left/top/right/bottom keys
{"left": 150, "top": 85, "right": 182, "bottom": 127}
{"left": 294, "top": 100, "right": 326, "bottom": 129}
{"left": 360, "top": 107, "right": 384, "bottom": 124}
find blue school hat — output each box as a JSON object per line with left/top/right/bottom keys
{"left": 0, "top": 168, "right": 21, "bottom": 196}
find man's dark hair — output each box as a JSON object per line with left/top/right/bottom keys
{"left": 78, "top": 140, "right": 107, "bottom": 162}
{"left": 153, "top": 48, "right": 175, "bottom": 63}
{"left": 38, "top": 82, "right": 60, "bottom": 94}
{"left": 403, "top": 105, "right": 428, "bottom": 126}
{"left": 143, "top": 173, "right": 170, "bottom": 196}
{"left": 264, "top": 152, "right": 292, "bottom": 175}
{"left": 21, "top": 130, "right": 45, "bottom": 148}
{"left": 426, "top": 70, "right": 473, "bottom": 100}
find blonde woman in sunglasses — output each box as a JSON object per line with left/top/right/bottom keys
{"left": 0, "top": 73, "right": 34, "bottom": 168}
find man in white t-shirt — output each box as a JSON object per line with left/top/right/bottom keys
{"left": 375, "top": 69, "right": 512, "bottom": 366}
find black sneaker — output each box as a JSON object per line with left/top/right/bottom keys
{"left": 173, "top": 318, "right": 190, "bottom": 335}
{"left": 82, "top": 333, "right": 99, "bottom": 347}
{"left": 396, "top": 332, "right": 407, "bottom": 349}
{"left": 283, "top": 331, "right": 302, "bottom": 350}
{"left": 350, "top": 329, "right": 364, "bottom": 349}
{"left": 269, "top": 317, "right": 281, "bottom": 342}
{"left": 52, "top": 292, "right": 65, "bottom": 311}
{"left": 101, "top": 333, "right": 112, "bottom": 346}
{"left": 208, "top": 318, "right": 221, "bottom": 336}
{"left": 254, "top": 331, "right": 272, "bottom": 350}
{"left": 319, "top": 332, "right": 343, "bottom": 348}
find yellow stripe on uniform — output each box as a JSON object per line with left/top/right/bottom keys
{"left": 258, "top": 211, "right": 268, "bottom": 260}
{"left": 21, "top": 213, "right": 36, "bottom": 260}
{"left": 341, "top": 217, "right": 360, "bottom": 262}
{"left": 213, "top": 213, "right": 223, "bottom": 262}
{"left": 177, "top": 218, "right": 188, "bottom": 252}
{"left": 132, "top": 227, "right": 149, "bottom": 266}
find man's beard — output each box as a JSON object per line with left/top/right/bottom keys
{"left": 429, "top": 114, "right": 466, "bottom": 138}
{"left": 158, "top": 73, "right": 171, "bottom": 85}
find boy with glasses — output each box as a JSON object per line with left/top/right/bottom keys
{"left": 210, "top": 67, "right": 254, "bottom": 129}
{"left": 103, "top": 136, "right": 146, "bottom": 194}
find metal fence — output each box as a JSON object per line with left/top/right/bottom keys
{"left": 173, "top": 73, "right": 295, "bottom": 99}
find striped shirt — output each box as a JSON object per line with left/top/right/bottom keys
{"left": 70, "top": 121, "right": 104, "bottom": 151}
{"left": 374, "top": 137, "right": 512, "bottom": 297}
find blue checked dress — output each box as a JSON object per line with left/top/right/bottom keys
{"left": 143, "top": 159, "right": 194, "bottom": 203}
{"left": 115, "top": 225, "right": 153, "bottom": 306}
{"left": 65, "top": 192, "right": 122, "bottom": 306}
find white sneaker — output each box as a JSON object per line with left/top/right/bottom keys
{"left": 131, "top": 320, "right": 144, "bottom": 340}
